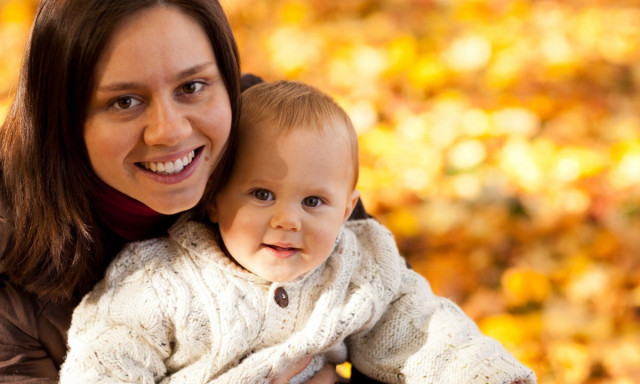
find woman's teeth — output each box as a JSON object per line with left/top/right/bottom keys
{"left": 142, "top": 150, "right": 195, "bottom": 175}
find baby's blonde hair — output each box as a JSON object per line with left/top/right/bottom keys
{"left": 239, "top": 81, "right": 359, "bottom": 188}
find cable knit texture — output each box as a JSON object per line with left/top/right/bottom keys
{"left": 60, "top": 216, "right": 536, "bottom": 384}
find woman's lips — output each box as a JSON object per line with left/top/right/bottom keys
{"left": 134, "top": 146, "right": 204, "bottom": 184}
{"left": 140, "top": 149, "right": 196, "bottom": 175}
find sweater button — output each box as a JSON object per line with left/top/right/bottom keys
{"left": 274, "top": 287, "right": 289, "bottom": 308}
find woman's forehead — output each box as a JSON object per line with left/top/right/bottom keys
{"left": 95, "top": 6, "right": 214, "bottom": 85}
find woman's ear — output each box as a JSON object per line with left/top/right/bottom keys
{"left": 343, "top": 190, "right": 361, "bottom": 222}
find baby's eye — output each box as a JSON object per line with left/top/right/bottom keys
{"left": 181, "top": 81, "right": 205, "bottom": 94}
{"left": 302, "top": 196, "right": 322, "bottom": 208}
{"left": 111, "top": 96, "right": 141, "bottom": 110}
{"left": 253, "top": 189, "right": 273, "bottom": 201}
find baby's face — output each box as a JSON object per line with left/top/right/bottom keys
{"left": 212, "top": 122, "right": 359, "bottom": 282}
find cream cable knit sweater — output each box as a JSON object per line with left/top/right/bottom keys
{"left": 60, "top": 217, "right": 536, "bottom": 384}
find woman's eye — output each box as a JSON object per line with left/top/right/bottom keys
{"left": 111, "top": 96, "right": 140, "bottom": 110}
{"left": 303, "top": 196, "right": 322, "bottom": 208}
{"left": 253, "top": 189, "right": 273, "bottom": 201}
{"left": 181, "top": 81, "right": 204, "bottom": 94}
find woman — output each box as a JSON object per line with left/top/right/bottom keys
{"left": 0, "top": 0, "right": 347, "bottom": 382}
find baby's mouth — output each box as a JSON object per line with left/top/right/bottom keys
{"left": 138, "top": 149, "right": 197, "bottom": 175}
{"left": 264, "top": 244, "right": 301, "bottom": 259}
{"left": 266, "top": 244, "right": 299, "bottom": 252}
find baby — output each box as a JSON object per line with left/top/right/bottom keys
{"left": 61, "top": 81, "right": 536, "bottom": 384}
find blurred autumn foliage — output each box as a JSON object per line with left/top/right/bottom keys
{"left": 2, "top": 0, "right": 640, "bottom": 383}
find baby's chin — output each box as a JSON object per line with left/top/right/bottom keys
{"left": 247, "top": 253, "right": 329, "bottom": 283}
{"left": 260, "top": 272, "right": 303, "bottom": 283}
{"left": 258, "top": 267, "right": 313, "bottom": 284}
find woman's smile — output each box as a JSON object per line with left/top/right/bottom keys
{"left": 140, "top": 149, "right": 196, "bottom": 175}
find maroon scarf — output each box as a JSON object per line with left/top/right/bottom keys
{"left": 92, "top": 179, "right": 179, "bottom": 241}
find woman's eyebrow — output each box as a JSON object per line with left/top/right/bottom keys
{"left": 96, "top": 62, "right": 218, "bottom": 92}
{"left": 175, "top": 61, "right": 217, "bottom": 80}
{"left": 97, "top": 81, "right": 141, "bottom": 93}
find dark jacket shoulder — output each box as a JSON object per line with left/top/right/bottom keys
{"left": 0, "top": 275, "right": 71, "bottom": 382}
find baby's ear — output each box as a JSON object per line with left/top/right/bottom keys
{"left": 343, "top": 190, "right": 361, "bottom": 222}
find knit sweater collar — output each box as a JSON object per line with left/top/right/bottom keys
{"left": 93, "top": 178, "right": 179, "bottom": 242}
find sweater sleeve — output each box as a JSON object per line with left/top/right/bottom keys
{"left": 345, "top": 222, "right": 536, "bottom": 384}
{"left": 59, "top": 244, "right": 173, "bottom": 384}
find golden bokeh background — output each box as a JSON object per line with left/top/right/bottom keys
{"left": 2, "top": 0, "right": 640, "bottom": 383}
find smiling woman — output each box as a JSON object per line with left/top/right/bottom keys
{"left": 0, "top": 0, "right": 243, "bottom": 381}
{"left": 0, "top": 0, "right": 350, "bottom": 382}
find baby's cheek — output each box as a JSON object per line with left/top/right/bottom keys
{"left": 313, "top": 229, "right": 340, "bottom": 258}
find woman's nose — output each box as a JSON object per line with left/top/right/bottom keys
{"left": 270, "top": 204, "right": 302, "bottom": 231}
{"left": 144, "top": 98, "right": 192, "bottom": 146}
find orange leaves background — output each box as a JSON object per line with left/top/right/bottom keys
{"left": 2, "top": 1, "right": 640, "bottom": 383}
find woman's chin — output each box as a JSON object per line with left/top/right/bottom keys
{"left": 142, "top": 196, "right": 200, "bottom": 215}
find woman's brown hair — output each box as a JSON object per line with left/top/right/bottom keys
{"left": 0, "top": 0, "right": 241, "bottom": 302}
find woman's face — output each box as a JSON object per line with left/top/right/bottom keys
{"left": 84, "top": 5, "right": 232, "bottom": 214}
